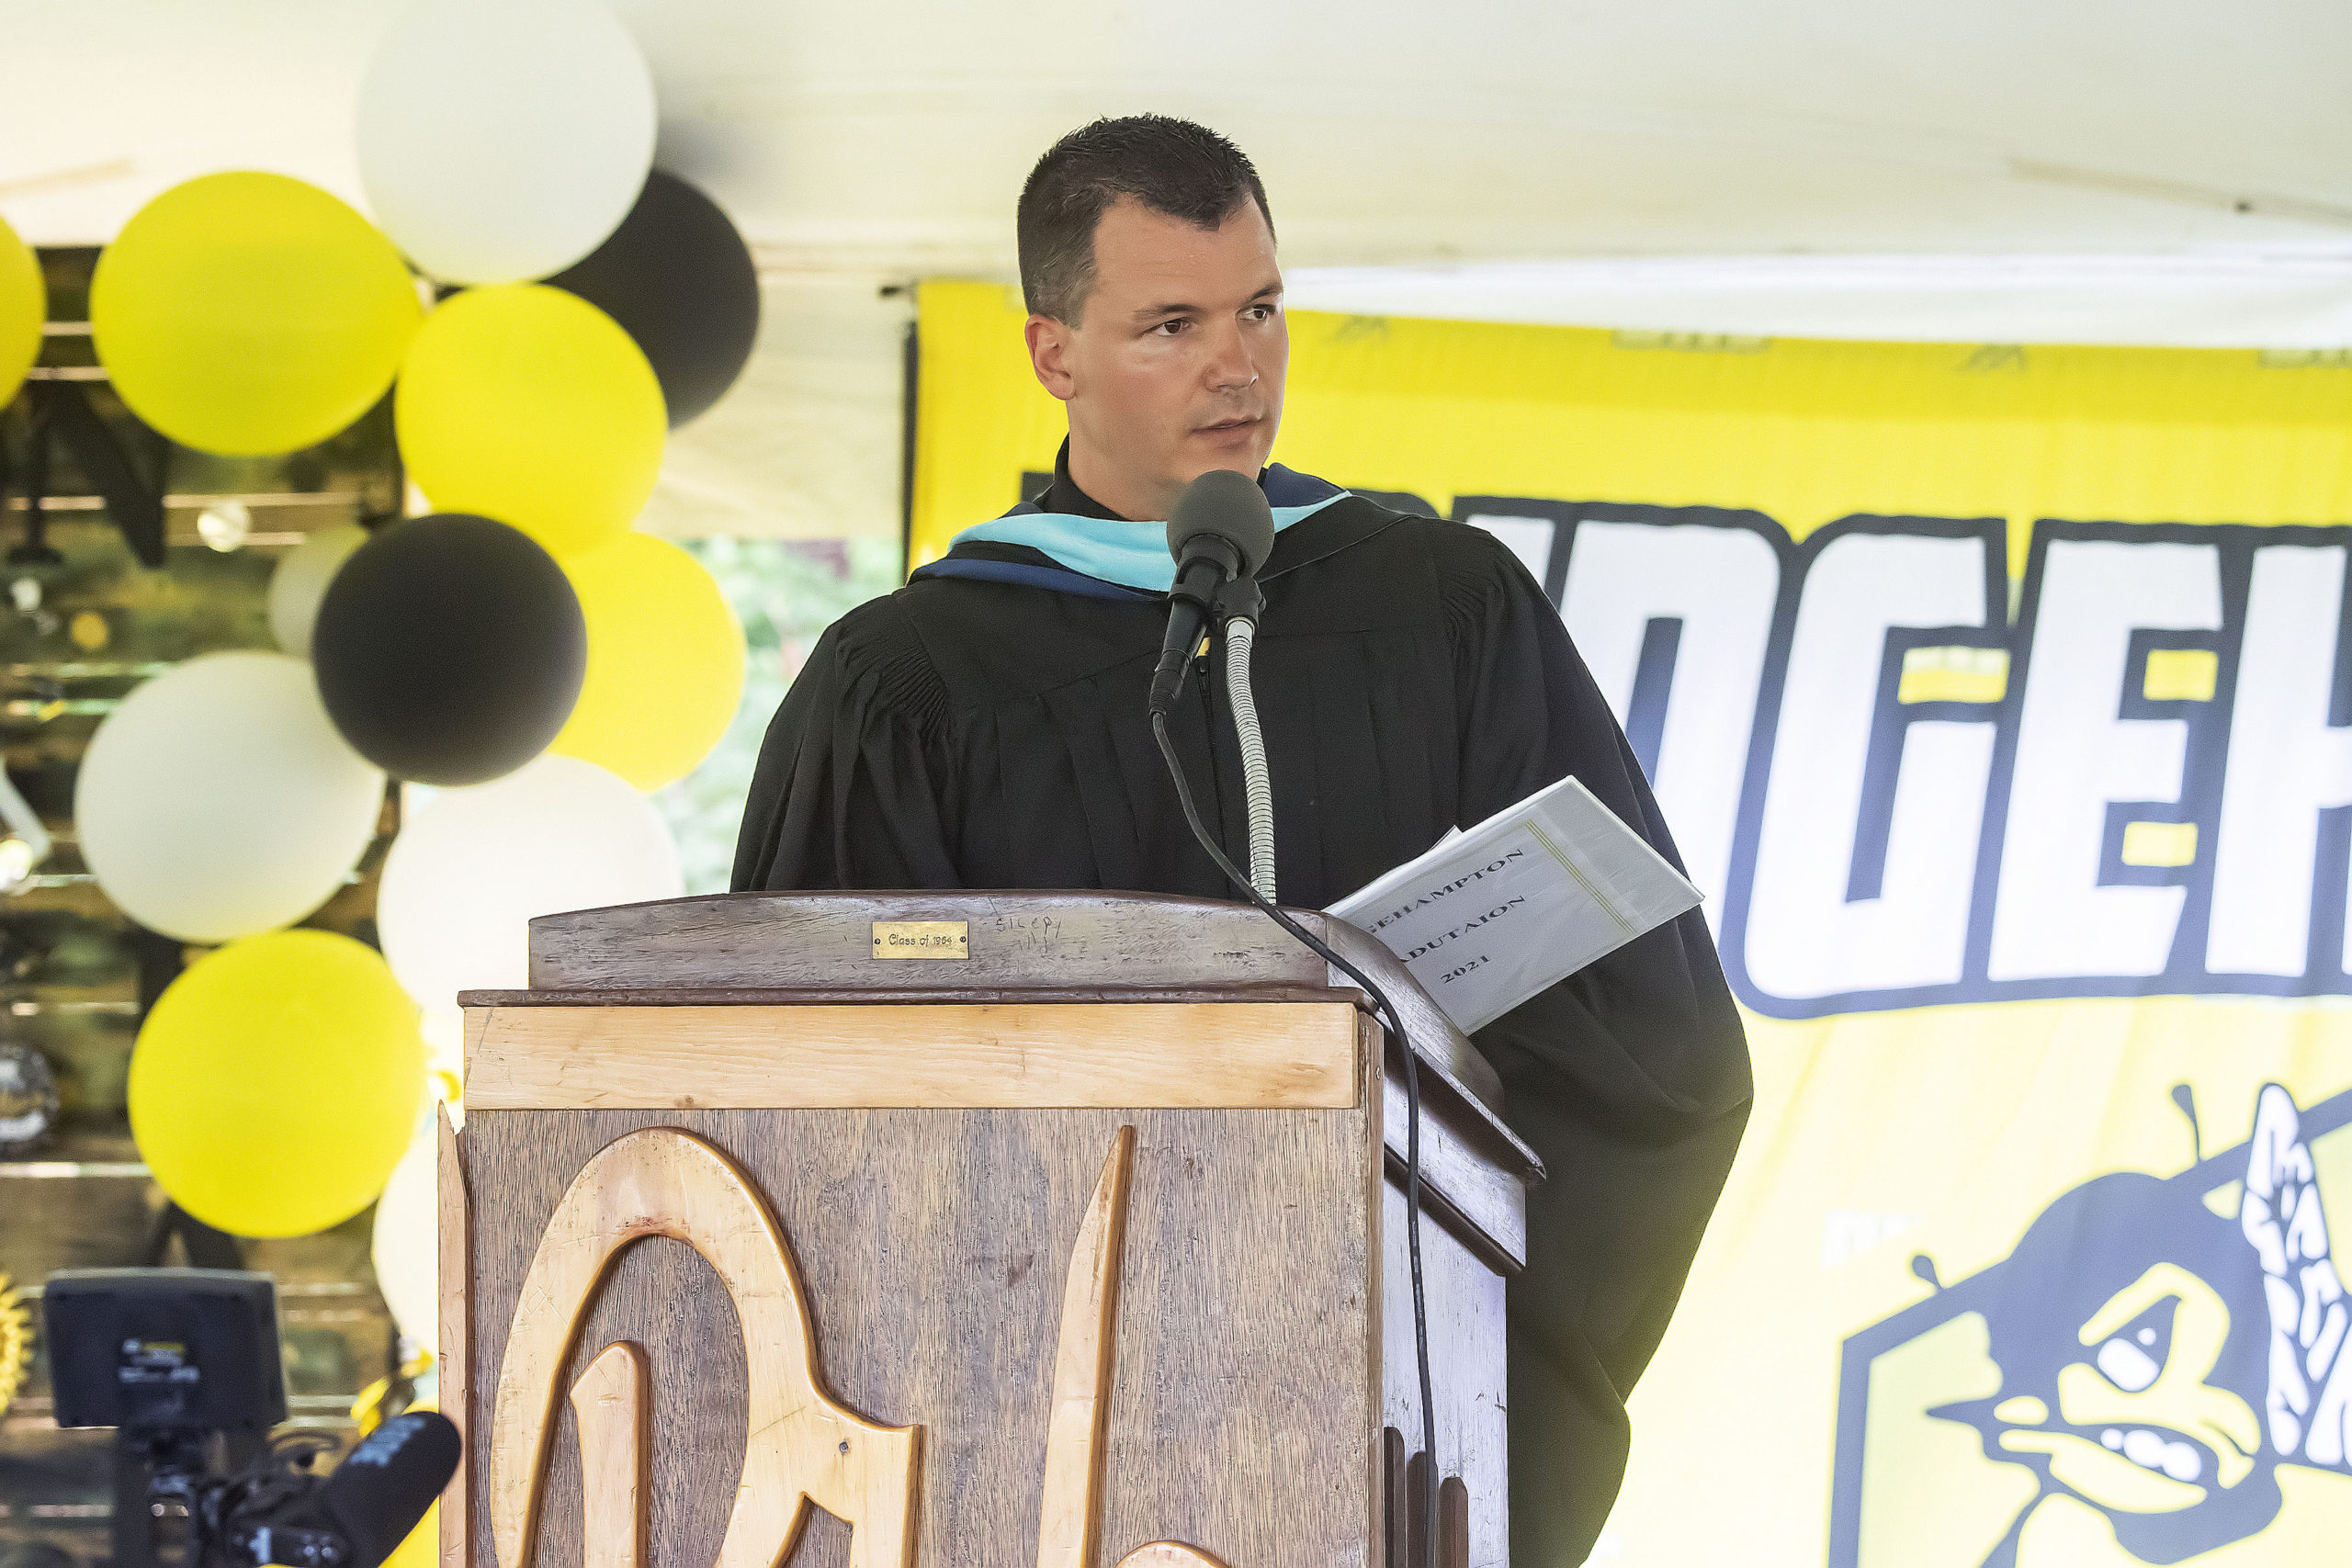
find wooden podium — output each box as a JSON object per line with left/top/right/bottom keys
{"left": 438, "top": 891, "right": 1540, "bottom": 1568}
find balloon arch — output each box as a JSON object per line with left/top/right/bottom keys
{"left": 21, "top": 0, "right": 760, "bottom": 1274}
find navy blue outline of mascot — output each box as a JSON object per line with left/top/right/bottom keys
{"left": 1827, "top": 1083, "right": 2351, "bottom": 1567}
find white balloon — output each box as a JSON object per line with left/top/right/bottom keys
{"left": 76, "top": 652, "right": 385, "bottom": 942}
{"left": 356, "top": 0, "right": 656, "bottom": 284}
{"left": 371, "top": 1106, "right": 438, "bottom": 1355}
{"left": 267, "top": 523, "right": 368, "bottom": 659}
{"left": 378, "top": 753, "right": 681, "bottom": 1011}
{"left": 420, "top": 1007, "right": 466, "bottom": 1087}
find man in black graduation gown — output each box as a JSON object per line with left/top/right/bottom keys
{"left": 735, "top": 115, "right": 1750, "bottom": 1565}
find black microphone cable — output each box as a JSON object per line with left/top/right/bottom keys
{"left": 1149, "top": 704, "right": 1442, "bottom": 1568}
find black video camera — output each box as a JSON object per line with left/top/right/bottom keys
{"left": 42, "top": 1269, "right": 457, "bottom": 1568}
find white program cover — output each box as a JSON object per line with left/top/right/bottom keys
{"left": 1327, "top": 775, "right": 1702, "bottom": 1035}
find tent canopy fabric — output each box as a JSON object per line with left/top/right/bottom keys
{"left": 6, "top": 0, "right": 2349, "bottom": 538}
{"left": 6, "top": 0, "right": 2347, "bottom": 267}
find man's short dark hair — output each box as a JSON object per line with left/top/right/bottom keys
{"left": 1018, "top": 115, "right": 1273, "bottom": 324}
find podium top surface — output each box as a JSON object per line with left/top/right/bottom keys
{"left": 495, "top": 888, "right": 1510, "bottom": 1121}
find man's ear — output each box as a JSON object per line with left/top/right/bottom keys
{"left": 1026, "top": 313, "right": 1077, "bottom": 402}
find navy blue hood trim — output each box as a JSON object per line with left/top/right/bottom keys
{"left": 909, "top": 554, "right": 1151, "bottom": 602}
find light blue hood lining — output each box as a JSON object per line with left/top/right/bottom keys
{"left": 944, "top": 467, "right": 1351, "bottom": 592}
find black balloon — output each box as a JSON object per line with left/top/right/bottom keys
{"left": 311, "top": 514, "right": 585, "bottom": 786}
{"left": 547, "top": 169, "right": 760, "bottom": 426}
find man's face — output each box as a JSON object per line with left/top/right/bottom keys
{"left": 1026, "top": 196, "right": 1287, "bottom": 520}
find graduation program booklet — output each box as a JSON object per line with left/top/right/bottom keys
{"left": 1327, "top": 775, "right": 1702, "bottom": 1035}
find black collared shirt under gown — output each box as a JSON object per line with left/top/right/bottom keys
{"left": 732, "top": 462, "right": 1753, "bottom": 1566}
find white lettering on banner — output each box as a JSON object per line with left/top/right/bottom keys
{"left": 1747, "top": 525, "right": 1999, "bottom": 1001}
{"left": 1441, "top": 494, "right": 2352, "bottom": 1016}
{"left": 1987, "top": 538, "right": 2223, "bottom": 981}
{"left": 2208, "top": 545, "right": 2352, "bottom": 977}
{"left": 1555, "top": 515, "right": 1781, "bottom": 931}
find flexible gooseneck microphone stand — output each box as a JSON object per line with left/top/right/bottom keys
{"left": 1212, "top": 574, "right": 1278, "bottom": 902}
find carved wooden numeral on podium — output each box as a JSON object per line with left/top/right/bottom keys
{"left": 489, "top": 1128, "right": 922, "bottom": 1568}
{"left": 490, "top": 1123, "right": 1271, "bottom": 1566}
{"left": 570, "top": 1343, "right": 646, "bottom": 1568}
{"left": 1037, "top": 1128, "right": 1231, "bottom": 1568}
{"left": 1114, "top": 1548, "right": 1227, "bottom": 1568}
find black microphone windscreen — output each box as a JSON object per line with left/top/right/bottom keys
{"left": 314, "top": 1412, "right": 461, "bottom": 1568}
{"left": 1167, "top": 470, "right": 1276, "bottom": 578}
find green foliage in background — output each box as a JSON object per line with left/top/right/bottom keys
{"left": 653, "top": 536, "right": 903, "bottom": 893}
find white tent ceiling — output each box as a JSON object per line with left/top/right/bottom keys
{"left": 5, "top": 0, "right": 2348, "bottom": 536}
{"left": 8, "top": 0, "right": 2349, "bottom": 265}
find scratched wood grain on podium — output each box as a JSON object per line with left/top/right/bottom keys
{"left": 462, "top": 1002, "right": 1360, "bottom": 1112}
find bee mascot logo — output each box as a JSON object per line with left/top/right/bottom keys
{"left": 1832, "top": 1084, "right": 2350, "bottom": 1566}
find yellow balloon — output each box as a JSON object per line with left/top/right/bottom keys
{"left": 552, "top": 533, "right": 745, "bottom": 789}
{"left": 385, "top": 1499, "right": 437, "bottom": 1568}
{"left": 130, "top": 931, "right": 424, "bottom": 1238}
{"left": 397, "top": 285, "right": 664, "bottom": 558}
{"left": 0, "top": 212, "right": 41, "bottom": 410}
{"left": 89, "top": 173, "right": 420, "bottom": 456}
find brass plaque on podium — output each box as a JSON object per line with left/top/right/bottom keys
{"left": 871, "top": 919, "right": 970, "bottom": 958}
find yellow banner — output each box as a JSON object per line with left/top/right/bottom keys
{"left": 911, "top": 278, "right": 2352, "bottom": 1567}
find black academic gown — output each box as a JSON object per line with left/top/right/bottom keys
{"left": 733, "top": 455, "right": 1752, "bottom": 1566}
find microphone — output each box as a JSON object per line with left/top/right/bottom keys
{"left": 227, "top": 1411, "right": 461, "bottom": 1568}
{"left": 1147, "top": 469, "right": 1276, "bottom": 716}
{"left": 313, "top": 1411, "right": 461, "bottom": 1568}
